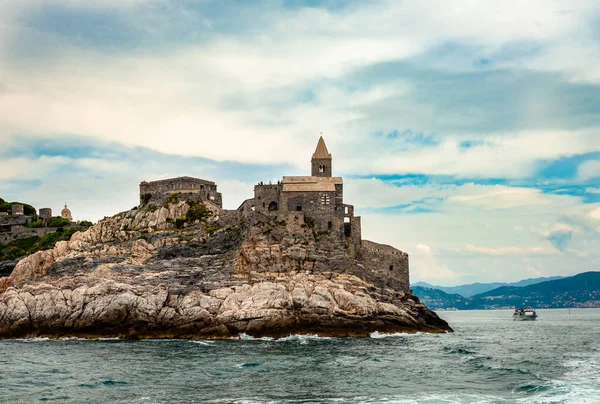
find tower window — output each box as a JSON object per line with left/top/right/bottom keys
{"left": 319, "top": 164, "right": 325, "bottom": 173}
{"left": 321, "top": 194, "right": 330, "bottom": 205}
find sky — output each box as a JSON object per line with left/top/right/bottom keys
{"left": 1, "top": 0, "right": 599, "bottom": 286}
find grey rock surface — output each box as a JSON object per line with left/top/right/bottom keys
{"left": 0, "top": 202, "right": 451, "bottom": 339}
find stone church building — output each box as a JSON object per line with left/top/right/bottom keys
{"left": 239, "top": 137, "right": 361, "bottom": 250}
{"left": 139, "top": 137, "right": 409, "bottom": 292}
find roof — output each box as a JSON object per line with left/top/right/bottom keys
{"left": 312, "top": 136, "right": 332, "bottom": 159}
{"left": 141, "top": 176, "right": 216, "bottom": 186}
{"left": 281, "top": 175, "right": 342, "bottom": 192}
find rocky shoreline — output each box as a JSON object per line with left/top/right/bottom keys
{"left": 0, "top": 202, "right": 452, "bottom": 339}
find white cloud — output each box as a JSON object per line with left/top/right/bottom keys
{"left": 578, "top": 160, "right": 600, "bottom": 180}
{"left": 462, "top": 244, "right": 557, "bottom": 256}
{"left": 0, "top": 156, "right": 71, "bottom": 180}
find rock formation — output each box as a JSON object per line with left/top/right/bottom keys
{"left": 0, "top": 201, "right": 451, "bottom": 339}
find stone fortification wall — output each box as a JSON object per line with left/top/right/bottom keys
{"left": 140, "top": 177, "right": 222, "bottom": 208}
{"left": 253, "top": 184, "right": 282, "bottom": 213}
{"left": 39, "top": 208, "right": 52, "bottom": 221}
{"left": 11, "top": 204, "right": 24, "bottom": 216}
{"left": 0, "top": 226, "right": 62, "bottom": 244}
{"left": 359, "top": 240, "right": 409, "bottom": 293}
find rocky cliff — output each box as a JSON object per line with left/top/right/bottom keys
{"left": 0, "top": 201, "right": 451, "bottom": 339}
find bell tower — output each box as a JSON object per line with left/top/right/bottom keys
{"left": 311, "top": 136, "right": 332, "bottom": 177}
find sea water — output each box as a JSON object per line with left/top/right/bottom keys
{"left": 1, "top": 309, "right": 599, "bottom": 403}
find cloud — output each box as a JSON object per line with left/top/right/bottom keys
{"left": 462, "top": 245, "right": 557, "bottom": 256}
{"left": 578, "top": 160, "right": 600, "bottom": 180}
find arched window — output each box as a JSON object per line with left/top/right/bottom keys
{"left": 319, "top": 164, "right": 324, "bottom": 173}
{"left": 268, "top": 201, "right": 278, "bottom": 211}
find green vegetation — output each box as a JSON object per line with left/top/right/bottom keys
{"left": 47, "top": 216, "right": 71, "bottom": 228}
{"left": 0, "top": 198, "right": 36, "bottom": 215}
{"left": 163, "top": 193, "right": 178, "bottom": 208}
{"left": 204, "top": 224, "right": 220, "bottom": 236}
{"left": 186, "top": 200, "right": 212, "bottom": 223}
{"left": 78, "top": 220, "right": 93, "bottom": 227}
{"left": 0, "top": 228, "right": 80, "bottom": 262}
{"left": 26, "top": 220, "right": 45, "bottom": 228}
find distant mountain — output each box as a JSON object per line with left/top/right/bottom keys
{"left": 413, "top": 272, "right": 600, "bottom": 310}
{"left": 412, "top": 276, "right": 565, "bottom": 297}
{"left": 412, "top": 286, "right": 471, "bottom": 310}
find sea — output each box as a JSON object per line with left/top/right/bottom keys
{"left": 1, "top": 309, "right": 599, "bottom": 404}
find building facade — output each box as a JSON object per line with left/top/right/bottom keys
{"left": 238, "top": 137, "right": 362, "bottom": 249}
{"left": 139, "top": 176, "right": 223, "bottom": 208}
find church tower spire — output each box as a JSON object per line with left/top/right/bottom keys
{"left": 311, "top": 136, "right": 332, "bottom": 177}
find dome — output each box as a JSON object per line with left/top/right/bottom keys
{"left": 61, "top": 203, "right": 72, "bottom": 221}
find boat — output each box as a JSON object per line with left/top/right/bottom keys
{"left": 513, "top": 307, "right": 537, "bottom": 321}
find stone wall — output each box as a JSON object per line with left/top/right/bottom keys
{"left": 0, "top": 226, "right": 62, "bottom": 244}
{"left": 360, "top": 240, "right": 409, "bottom": 293}
{"left": 140, "top": 177, "right": 222, "bottom": 208}
{"left": 39, "top": 208, "right": 52, "bottom": 221}
{"left": 11, "top": 204, "right": 24, "bottom": 216}
{"left": 253, "top": 184, "right": 282, "bottom": 213}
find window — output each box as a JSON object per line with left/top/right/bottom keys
{"left": 179, "top": 183, "right": 182, "bottom": 190}
{"left": 191, "top": 184, "right": 195, "bottom": 189}
{"left": 319, "top": 164, "right": 324, "bottom": 173}
{"left": 296, "top": 205, "right": 302, "bottom": 211}
{"left": 328, "top": 221, "right": 332, "bottom": 230}
{"left": 200, "top": 185, "right": 204, "bottom": 189}
{"left": 321, "top": 194, "right": 330, "bottom": 205}
{"left": 268, "top": 201, "right": 278, "bottom": 211}
{"left": 389, "top": 265, "right": 394, "bottom": 271}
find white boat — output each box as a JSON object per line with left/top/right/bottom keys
{"left": 513, "top": 307, "right": 537, "bottom": 321}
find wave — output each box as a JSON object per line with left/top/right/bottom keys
{"left": 233, "top": 333, "right": 332, "bottom": 342}
{"left": 369, "top": 331, "right": 423, "bottom": 338}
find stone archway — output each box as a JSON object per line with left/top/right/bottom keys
{"left": 268, "top": 201, "right": 278, "bottom": 211}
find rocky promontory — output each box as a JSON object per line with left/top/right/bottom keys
{"left": 0, "top": 201, "right": 451, "bottom": 339}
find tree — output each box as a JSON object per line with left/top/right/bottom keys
{"left": 47, "top": 216, "right": 71, "bottom": 228}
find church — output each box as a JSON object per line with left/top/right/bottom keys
{"left": 238, "top": 137, "right": 362, "bottom": 249}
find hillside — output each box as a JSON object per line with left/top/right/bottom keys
{"left": 413, "top": 272, "right": 600, "bottom": 310}
{"left": 0, "top": 201, "right": 451, "bottom": 339}
{"left": 412, "top": 276, "right": 565, "bottom": 297}
{"left": 470, "top": 272, "right": 600, "bottom": 309}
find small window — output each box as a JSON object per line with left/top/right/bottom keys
{"left": 319, "top": 164, "right": 324, "bottom": 173}
{"left": 328, "top": 221, "right": 332, "bottom": 230}
{"left": 321, "top": 194, "right": 330, "bottom": 205}
{"left": 296, "top": 205, "right": 302, "bottom": 211}
{"left": 251, "top": 205, "right": 256, "bottom": 211}
{"left": 201, "top": 185, "right": 204, "bottom": 189}
{"left": 389, "top": 265, "right": 394, "bottom": 271}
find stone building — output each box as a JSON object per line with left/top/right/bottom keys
{"left": 39, "top": 208, "right": 52, "bottom": 222}
{"left": 139, "top": 176, "right": 223, "bottom": 208}
{"left": 238, "top": 137, "right": 361, "bottom": 250}
{"left": 61, "top": 204, "right": 72, "bottom": 221}
{"left": 11, "top": 204, "right": 24, "bottom": 216}
{"left": 234, "top": 137, "right": 409, "bottom": 292}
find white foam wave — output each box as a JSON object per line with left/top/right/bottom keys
{"left": 189, "top": 340, "right": 215, "bottom": 346}
{"left": 369, "top": 331, "right": 423, "bottom": 339}
{"left": 233, "top": 333, "right": 332, "bottom": 342}
{"left": 514, "top": 358, "right": 600, "bottom": 403}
